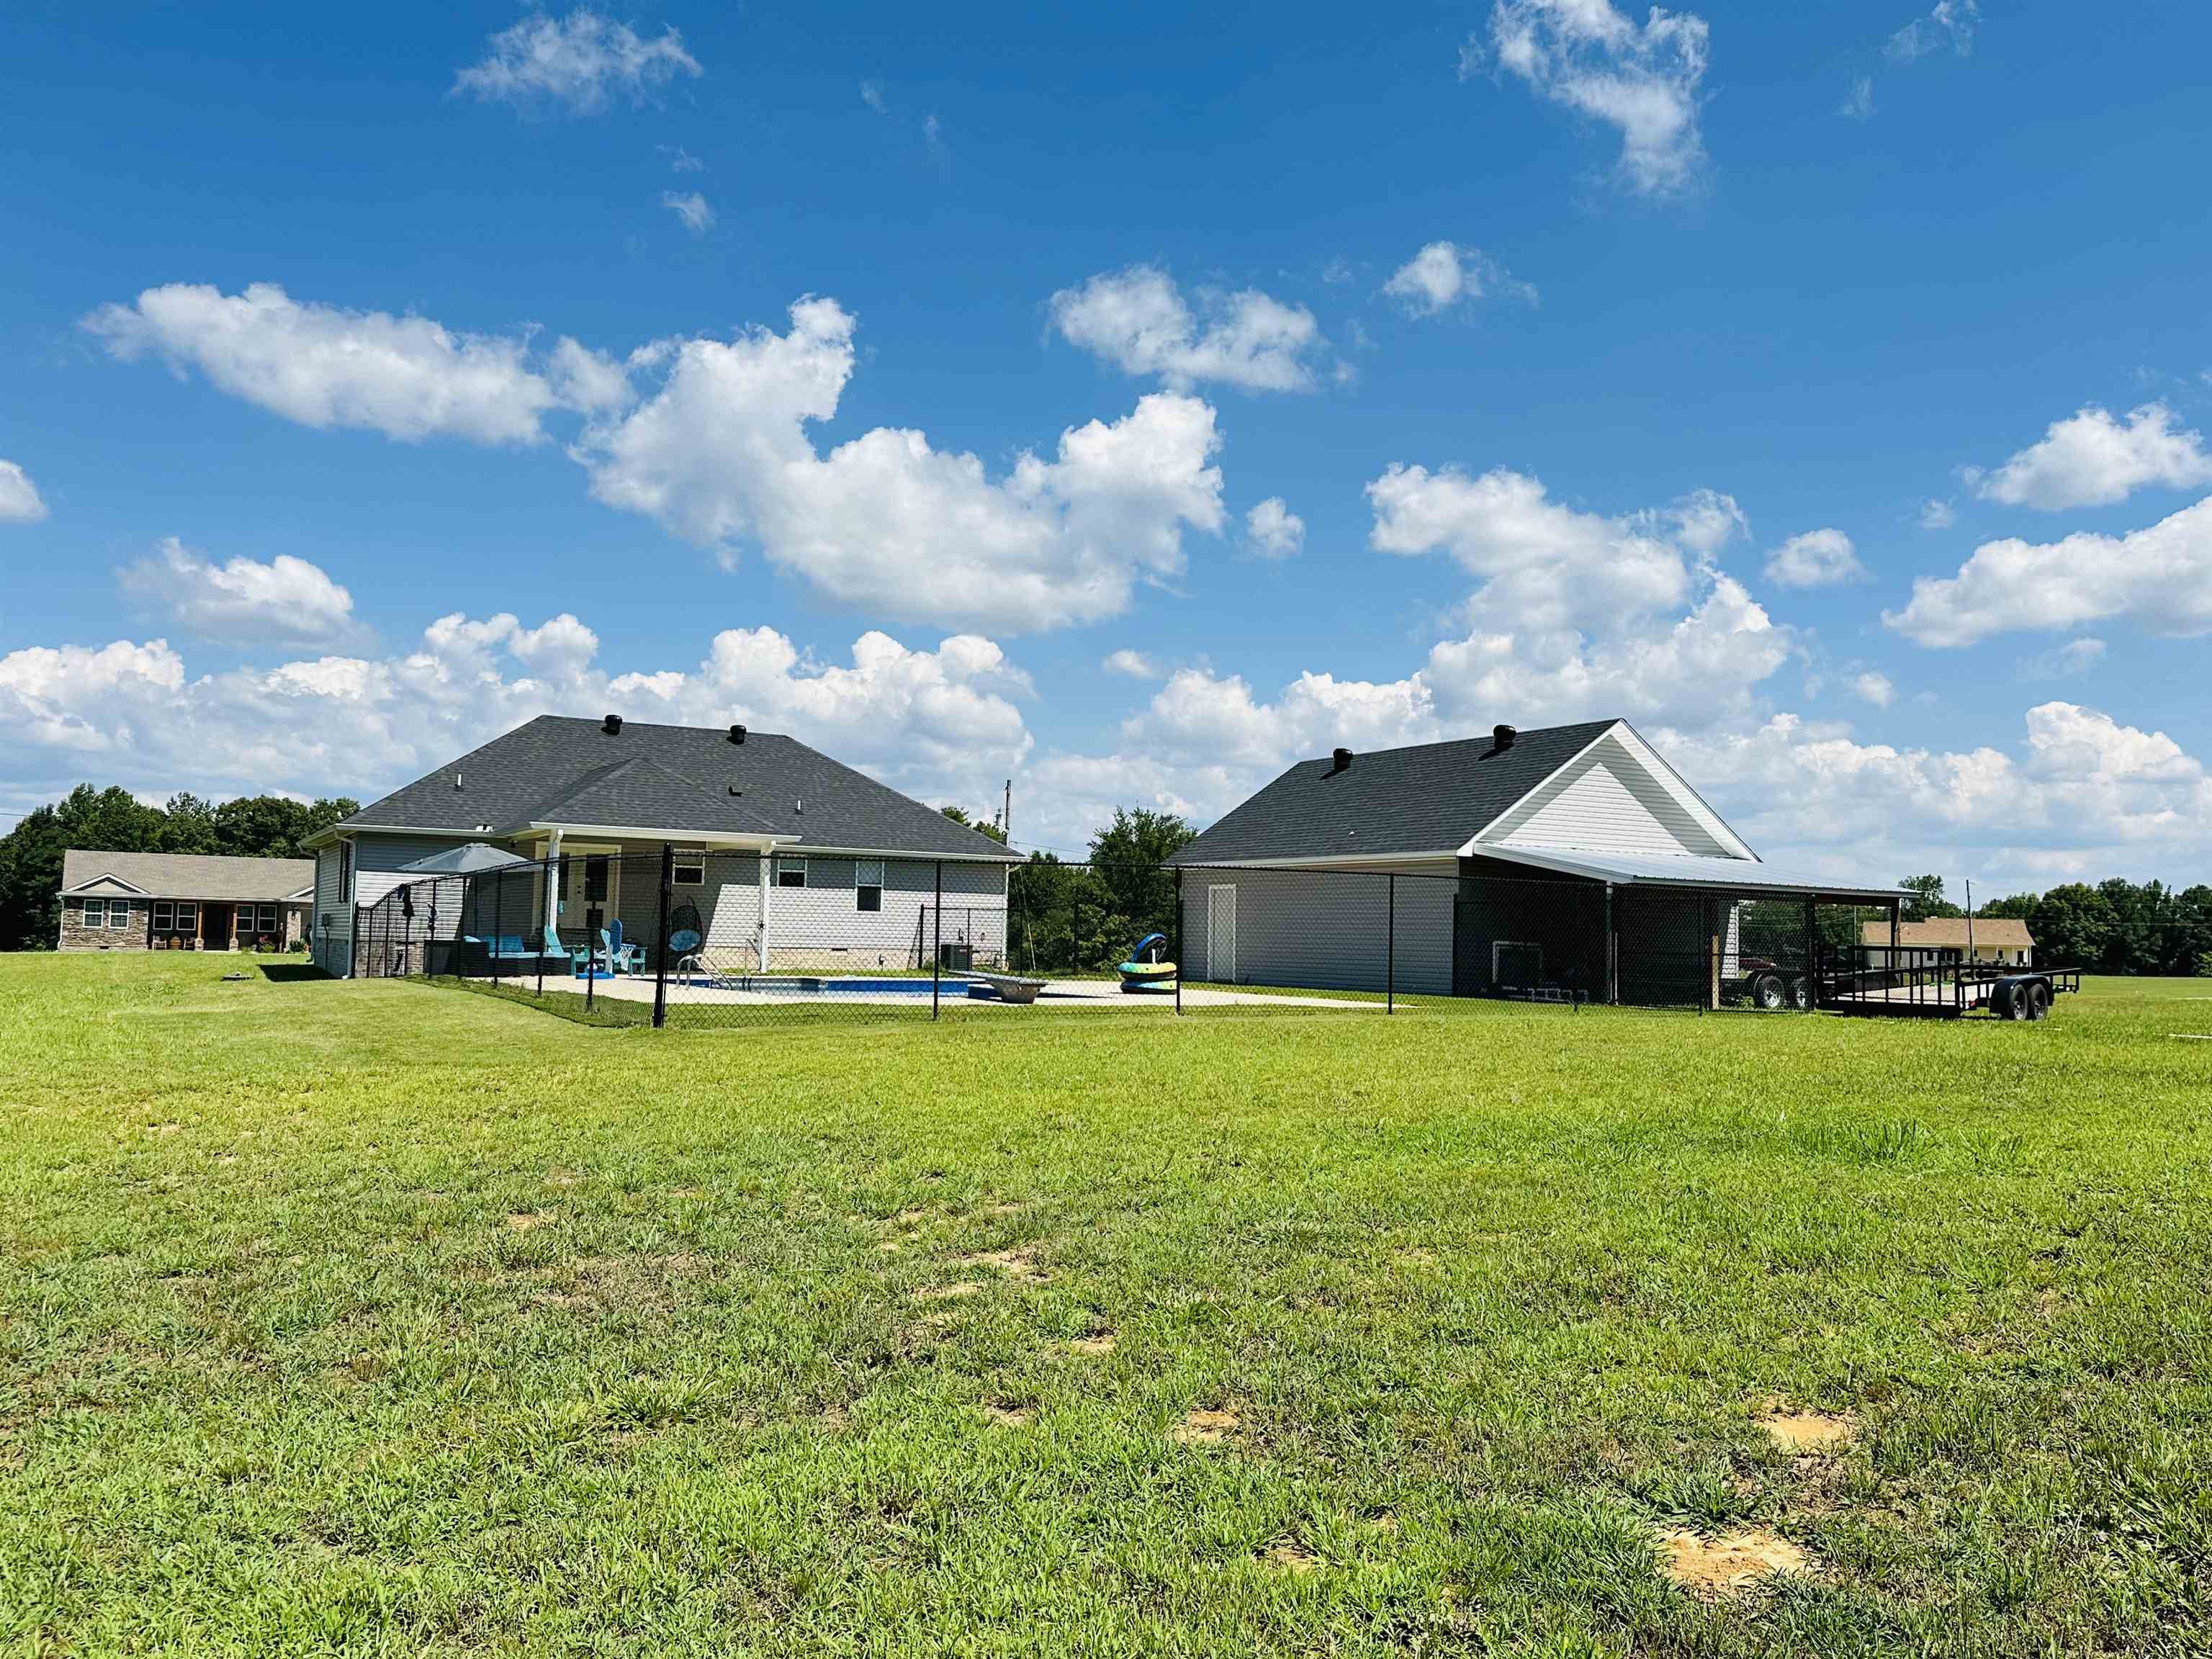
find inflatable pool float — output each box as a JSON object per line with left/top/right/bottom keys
{"left": 1117, "top": 932, "right": 1177, "bottom": 994}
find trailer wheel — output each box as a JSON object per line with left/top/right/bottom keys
{"left": 2024, "top": 981, "right": 2051, "bottom": 1021}
{"left": 1753, "top": 973, "right": 1786, "bottom": 1010}
{"left": 1999, "top": 981, "right": 2033, "bottom": 1020}
{"left": 1789, "top": 976, "right": 1811, "bottom": 1011}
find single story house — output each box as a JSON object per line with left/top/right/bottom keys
{"left": 1167, "top": 719, "right": 1903, "bottom": 1006}
{"left": 306, "top": 714, "right": 1020, "bottom": 978}
{"left": 57, "top": 850, "right": 313, "bottom": 952}
{"left": 1861, "top": 916, "right": 2033, "bottom": 968}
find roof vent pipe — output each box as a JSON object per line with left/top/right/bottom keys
{"left": 729, "top": 723, "right": 747, "bottom": 745}
{"left": 1329, "top": 747, "right": 1352, "bottom": 774}
{"left": 453, "top": 770, "right": 462, "bottom": 789}
{"left": 1493, "top": 724, "right": 1516, "bottom": 752}
{"left": 602, "top": 714, "right": 623, "bottom": 735}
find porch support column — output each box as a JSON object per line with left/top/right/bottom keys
{"left": 542, "top": 829, "right": 562, "bottom": 942}
{"left": 757, "top": 845, "right": 772, "bottom": 972}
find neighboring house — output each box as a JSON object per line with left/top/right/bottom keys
{"left": 306, "top": 715, "right": 1019, "bottom": 978}
{"left": 1168, "top": 720, "right": 1902, "bottom": 1004}
{"left": 1862, "top": 917, "right": 2033, "bottom": 968}
{"left": 57, "top": 850, "right": 313, "bottom": 953}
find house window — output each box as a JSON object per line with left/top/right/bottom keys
{"left": 338, "top": 842, "right": 354, "bottom": 902}
{"left": 583, "top": 856, "right": 611, "bottom": 905}
{"left": 673, "top": 849, "right": 706, "bottom": 885}
{"left": 90, "top": 897, "right": 130, "bottom": 929}
{"left": 855, "top": 858, "right": 884, "bottom": 913}
{"left": 177, "top": 902, "right": 197, "bottom": 932}
{"left": 153, "top": 902, "right": 174, "bottom": 930}
{"left": 775, "top": 857, "right": 808, "bottom": 889}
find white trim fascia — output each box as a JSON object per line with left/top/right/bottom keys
{"left": 786, "top": 841, "right": 1024, "bottom": 864}
{"left": 521, "top": 820, "right": 791, "bottom": 848}
{"left": 304, "top": 823, "right": 485, "bottom": 851}
{"left": 1607, "top": 720, "right": 1758, "bottom": 861}
{"left": 1459, "top": 724, "right": 1619, "bottom": 852}
{"left": 59, "top": 873, "right": 154, "bottom": 896}
{"left": 1168, "top": 849, "right": 1461, "bottom": 871}
{"left": 1457, "top": 721, "right": 1757, "bottom": 862}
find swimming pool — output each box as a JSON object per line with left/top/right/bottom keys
{"left": 685, "top": 973, "right": 975, "bottom": 996}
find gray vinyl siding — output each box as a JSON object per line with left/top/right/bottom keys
{"left": 1483, "top": 732, "right": 1734, "bottom": 858}
{"left": 1179, "top": 860, "right": 1456, "bottom": 994}
{"left": 313, "top": 845, "right": 349, "bottom": 975}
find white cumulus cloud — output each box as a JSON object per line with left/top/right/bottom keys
{"left": 1852, "top": 670, "right": 1894, "bottom": 707}
{"left": 1048, "top": 266, "right": 1326, "bottom": 394}
{"left": 0, "top": 459, "right": 48, "bottom": 523}
{"left": 1763, "top": 527, "right": 1866, "bottom": 588}
{"left": 662, "top": 190, "right": 714, "bottom": 233}
{"left": 120, "top": 538, "right": 356, "bottom": 645}
{"left": 1887, "top": 0, "right": 1978, "bottom": 63}
{"left": 575, "top": 297, "right": 1226, "bottom": 632}
{"left": 1969, "top": 402, "right": 2212, "bottom": 511}
{"left": 2018, "top": 637, "right": 2105, "bottom": 680}
{"left": 454, "top": 9, "right": 702, "bottom": 113}
{"left": 83, "top": 282, "right": 614, "bottom": 446}
{"left": 1381, "top": 240, "right": 1529, "bottom": 316}
{"left": 1246, "top": 497, "right": 1305, "bottom": 558}
{"left": 1102, "top": 649, "right": 1161, "bottom": 679}
{"left": 1475, "top": 0, "right": 1711, "bottom": 197}
{"left": 0, "top": 612, "right": 1031, "bottom": 817}
{"left": 1887, "top": 496, "right": 2212, "bottom": 647}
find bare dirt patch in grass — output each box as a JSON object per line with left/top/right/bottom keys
{"left": 984, "top": 1403, "right": 1035, "bottom": 1428}
{"left": 1756, "top": 1407, "right": 1856, "bottom": 1454}
{"left": 1263, "top": 1539, "right": 1320, "bottom": 1573}
{"left": 1070, "top": 1331, "right": 1117, "bottom": 1356}
{"left": 1658, "top": 1528, "right": 1813, "bottom": 1598}
{"left": 1169, "top": 1407, "right": 1240, "bottom": 1446}
{"left": 960, "top": 1246, "right": 1048, "bottom": 1285}
{"left": 504, "top": 1212, "right": 551, "bottom": 1231}
{"left": 913, "top": 1281, "right": 983, "bottom": 1303}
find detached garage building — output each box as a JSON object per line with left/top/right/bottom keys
{"left": 1167, "top": 719, "right": 1903, "bottom": 1007}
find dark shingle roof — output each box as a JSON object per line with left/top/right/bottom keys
{"left": 1169, "top": 720, "right": 1619, "bottom": 865}
{"left": 341, "top": 716, "right": 1018, "bottom": 860}
{"left": 60, "top": 849, "right": 315, "bottom": 902}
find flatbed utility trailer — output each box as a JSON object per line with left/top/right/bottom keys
{"left": 1820, "top": 953, "right": 2082, "bottom": 1021}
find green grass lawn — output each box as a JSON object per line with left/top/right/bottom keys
{"left": 4, "top": 958, "right": 2210, "bottom": 1656}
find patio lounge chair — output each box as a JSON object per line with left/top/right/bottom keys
{"left": 601, "top": 920, "right": 644, "bottom": 975}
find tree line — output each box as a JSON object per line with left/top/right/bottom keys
{"left": 0, "top": 784, "right": 359, "bottom": 952}
{"left": 1902, "top": 874, "right": 2212, "bottom": 977}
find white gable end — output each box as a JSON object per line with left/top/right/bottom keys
{"left": 1473, "top": 727, "right": 1750, "bottom": 860}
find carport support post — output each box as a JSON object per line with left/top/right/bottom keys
{"left": 1604, "top": 882, "right": 1619, "bottom": 1006}
{"left": 1387, "top": 872, "right": 1396, "bottom": 1014}
{"left": 537, "top": 855, "right": 551, "bottom": 998}
{"left": 652, "top": 841, "right": 673, "bottom": 1030}
{"left": 932, "top": 860, "right": 943, "bottom": 1020}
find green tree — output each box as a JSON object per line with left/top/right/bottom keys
{"left": 1088, "top": 807, "right": 1194, "bottom": 956}
{"left": 2031, "top": 884, "right": 2115, "bottom": 970}
{"left": 938, "top": 804, "right": 1009, "bottom": 845}
{"left": 160, "top": 793, "right": 220, "bottom": 854}
{"left": 1899, "top": 874, "right": 1964, "bottom": 921}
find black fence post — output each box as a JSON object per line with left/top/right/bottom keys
{"left": 1173, "top": 868, "right": 1183, "bottom": 1015}
{"left": 492, "top": 873, "right": 505, "bottom": 990}
{"left": 932, "top": 860, "right": 943, "bottom": 1020}
{"left": 585, "top": 898, "right": 598, "bottom": 1014}
{"left": 652, "top": 841, "right": 673, "bottom": 1030}
{"left": 1387, "top": 871, "right": 1396, "bottom": 1014}
{"left": 1803, "top": 896, "right": 1818, "bottom": 1013}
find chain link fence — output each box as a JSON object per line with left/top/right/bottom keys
{"left": 348, "top": 848, "right": 1922, "bottom": 1028}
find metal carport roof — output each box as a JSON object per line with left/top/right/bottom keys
{"left": 1462, "top": 845, "right": 1905, "bottom": 904}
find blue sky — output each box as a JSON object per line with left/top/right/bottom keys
{"left": 3, "top": 1, "right": 2209, "bottom": 891}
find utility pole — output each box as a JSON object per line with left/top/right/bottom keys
{"left": 1001, "top": 778, "right": 1012, "bottom": 842}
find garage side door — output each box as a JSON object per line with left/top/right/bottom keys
{"left": 1206, "top": 884, "right": 1237, "bottom": 983}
